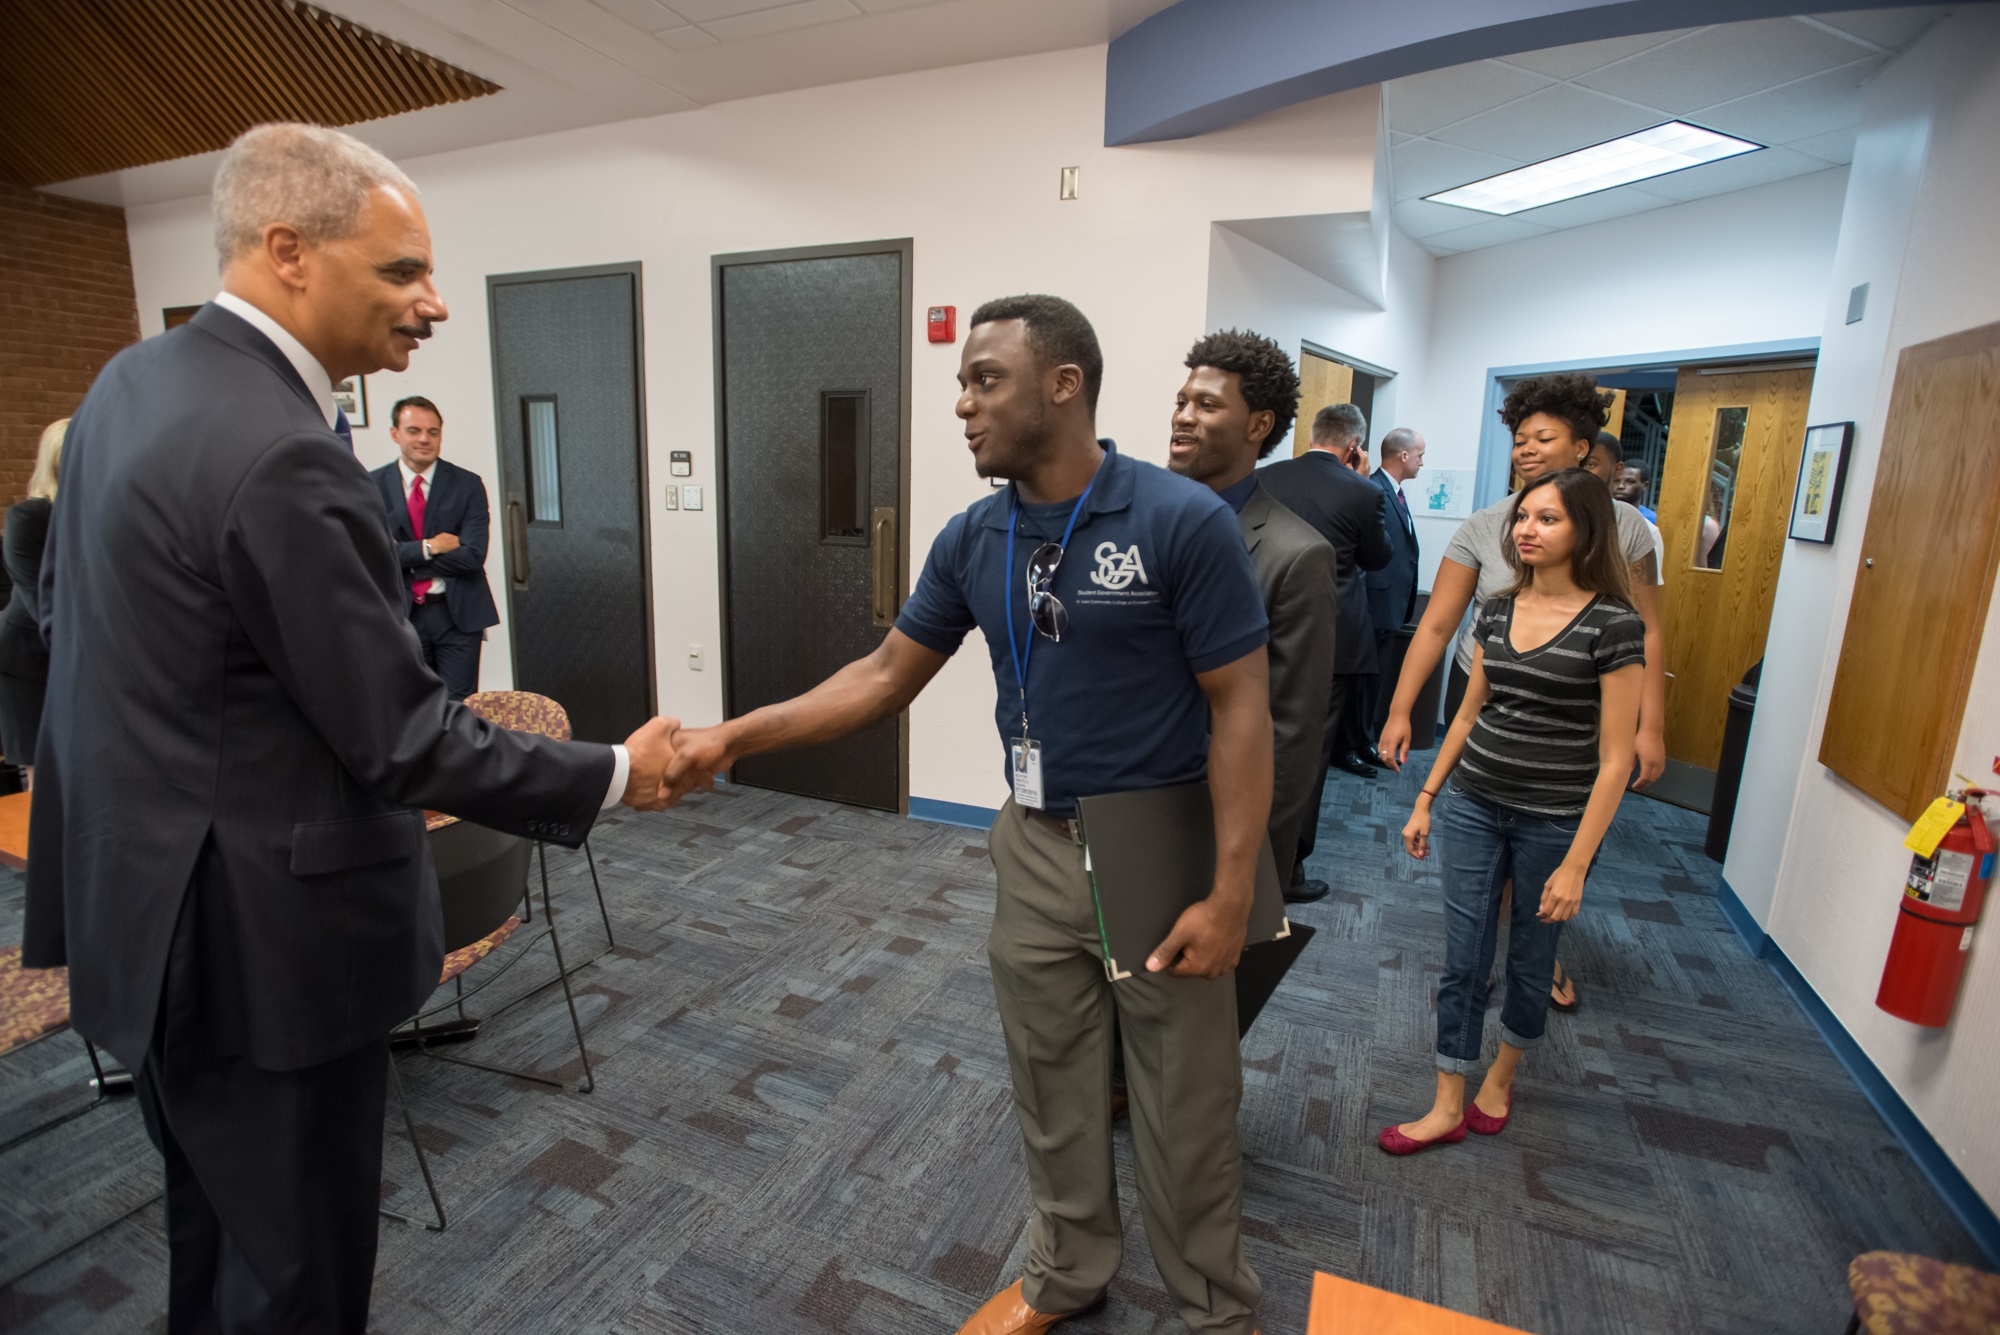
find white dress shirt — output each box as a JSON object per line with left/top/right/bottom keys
{"left": 395, "top": 458, "right": 449, "bottom": 597}
{"left": 208, "top": 292, "right": 630, "bottom": 810}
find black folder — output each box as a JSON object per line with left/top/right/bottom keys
{"left": 1074, "top": 782, "right": 1290, "bottom": 982}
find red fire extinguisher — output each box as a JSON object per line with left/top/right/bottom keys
{"left": 1877, "top": 789, "right": 1994, "bottom": 1027}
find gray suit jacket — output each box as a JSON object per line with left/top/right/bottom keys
{"left": 1238, "top": 481, "right": 1337, "bottom": 885}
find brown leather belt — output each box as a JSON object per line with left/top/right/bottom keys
{"left": 1024, "top": 808, "right": 1081, "bottom": 843}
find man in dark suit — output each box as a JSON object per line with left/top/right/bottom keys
{"left": 370, "top": 396, "right": 498, "bottom": 700}
{"left": 1362, "top": 426, "right": 1426, "bottom": 741}
{"left": 1258, "top": 403, "right": 1391, "bottom": 899}
{"left": 1167, "top": 331, "right": 1337, "bottom": 898}
{"left": 23, "top": 123, "right": 686, "bottom": 1334}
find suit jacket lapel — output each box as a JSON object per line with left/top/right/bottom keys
{"left": 1237, "top": 481, "right": 1273, "bottom": 554}
{"left": 1377, "top": 469, "right": 1414, "bottom": 538}
{"left": 379, "top": 466, "right": 414, "bottom": 541}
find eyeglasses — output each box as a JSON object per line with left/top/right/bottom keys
{"left": 1026, "top": 542, "right": 1069, "bottom": 641}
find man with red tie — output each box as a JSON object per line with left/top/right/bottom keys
{"left": 370, "top": 396, "right": 498, "bottom": 700}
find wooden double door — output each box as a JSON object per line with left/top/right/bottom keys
{"left": 1656, "top": 365, "right": 1815, "bottom": 770}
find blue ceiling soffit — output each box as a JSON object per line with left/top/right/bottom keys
{"left": 1105, "top": 0, "right": 1949, "bottom": 145}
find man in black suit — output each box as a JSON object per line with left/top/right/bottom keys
{"left": 1257, "top": 402, "right": 1391, "bottom": 899}
{"left": 370, "top": 396, "right": 498, "bottom": 700}
{"left": 1362, "top": 426, "right": 1425, "bottom": 741}
{"left": 22, "top": 123, "right": 687, "bottom": 1334}
{"left": 1167, "top": 330, "right": 1336, "bottom": 897}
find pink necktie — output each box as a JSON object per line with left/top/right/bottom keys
{"left": 407, "top": 476, "right": 428, "bottom": 604}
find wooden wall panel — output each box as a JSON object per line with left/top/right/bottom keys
{"left": 0, "top": 0, "right": 500, "bottom": 187}
{"left": 1820, "top": 321, "right": 2000, "bottom": 821}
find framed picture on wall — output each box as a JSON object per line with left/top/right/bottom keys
{"left": 1789, "top": 421, "right": 1854, "bottom": 544}
{"left": 332, "top": 376, "right": 368, "bottom": 428}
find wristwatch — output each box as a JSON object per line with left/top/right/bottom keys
{"left": 421, "top": 540, "right": 432, "bottom": 560}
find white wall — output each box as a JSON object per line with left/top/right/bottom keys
{"left": 1414, "top": 169, "right": 1846, "bottom": 563}
{"left": 1723, "top": 7, "right": 2000, "bottom": 1208}
{"left": 124, "top": 47, "right": 1380, "bottom": 813}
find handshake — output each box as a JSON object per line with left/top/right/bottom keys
{"left": 616, "top": 717, "right": 738, "bottom": 811}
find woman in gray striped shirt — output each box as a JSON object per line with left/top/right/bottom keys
{"left": 1379, "top": 469, "right": 1644, "bottom": 1155}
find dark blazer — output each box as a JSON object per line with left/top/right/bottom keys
{"left": 0, "top": 497, "right": 52, "bottom": 679}
{"left": 1238, "top": 482, "right": 1337, "bottom": 885}
{"left": 370, "top": 457, "right": 500, "bottom": 633}
{"left": 1256, "top": 450, "right": 1393, "bottom": 675}
{"left": 1364, "top": 468, "right": 1420, "bottom": 635}
{"left": 23, "top": 303, "right": 616, "bottom": 1074}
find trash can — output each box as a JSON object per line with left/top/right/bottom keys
{"left": 1705, "top": 660, "right": 1761, "bottom": 863}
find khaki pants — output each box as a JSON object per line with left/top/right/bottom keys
{"left": 987, "top": 798, "right": 1261, "bottom": 1333}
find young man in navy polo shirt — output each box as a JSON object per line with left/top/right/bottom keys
{"left": 669, "top": 296, "right": 1272, "bottom": 1334}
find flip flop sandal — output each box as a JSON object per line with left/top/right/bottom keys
{"left": 1550, "top": 963, "right": 1580, "bottom": 1013}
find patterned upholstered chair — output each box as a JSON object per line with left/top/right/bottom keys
{"left": 463, "top": 691, "right": 615, "bottom": 946}
{"left": 1846, "top": 1251, "right": 2000, "bottom": 1334}
{"left": 0, "top": 946, "right": 127, "bottom": 1152}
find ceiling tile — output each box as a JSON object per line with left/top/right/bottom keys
{"left": 1428, "top": 83, "right": 1659, "bottom": 162}
{"left": 592, "top": 0, "right": 685, "bottom": 27}
{"left": 653, "top": 23, "right": 719, "bottom": 46}
{"left": 1573, "top": 17, "right": 1874, "bottom": 114}
{"left": 1787, "top": 124, "right": 1857, "bottom": 164}
{"left": 669, "top": 0, "right": 799, "bottom": 22}
{"left": 1422, "top": 215, "right": 1553, "bottom": 255}
{"left": 1633, "top": 144, "right": 1835, "bottom": 200}
{"left": 699, "top": 0, "right": 861, "bottom": 40}
{"left": 1509, "top": 183, "right": 1674, "bottom": 230}
{"left": 1806, "top": 6, "right": 1947, "bottom": 50}
{"left": 1692, "top": 57, "right": 1881, "bottom": 145}
{"left": 1494, "top": 27, "right": 1699, "bottom": 80}
{"left": 1383, "top": 60, "right": 1553, "bottom": 137}
{"left": 1389, "top": 137, "right": 1525, "bottom": 201}
{"left": 1393, "top": 197, "right": 1487, "bottom": 240}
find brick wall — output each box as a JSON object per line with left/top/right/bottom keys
{"left": 0, "top": 182, "right": 141, "bottom": 503}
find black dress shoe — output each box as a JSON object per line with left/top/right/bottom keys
{"left": 1285, "top": 879, "right": 1331, "bottom": 904}
{"left": 1332, "top": 750, "right": 1379, "bottom": 778}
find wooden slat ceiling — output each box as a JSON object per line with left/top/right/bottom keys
{"left": 0, "top": 0, "right": 501, "bottom": 188}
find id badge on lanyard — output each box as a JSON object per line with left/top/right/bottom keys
{"left": 1011, "top": 734, "right": 1045, "bottom": 810}
{"left": 1003, "top": 473, "right": 1096, "bottom": 813}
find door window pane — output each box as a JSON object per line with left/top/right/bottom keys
{"left": 821, "top": 391, "right": 869, "bottom": 542}
{"left": 524, "top": 396, "right": 561, "bottom": 525}
{"left": 1698, "top": 406, "right": 1745, "bottom": 570}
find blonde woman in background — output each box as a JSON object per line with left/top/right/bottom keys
{"left": 0, "top": 418, "right": 66, "bottom": 786}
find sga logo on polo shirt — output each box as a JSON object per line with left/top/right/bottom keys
{"left": 1078, "top": 539, "right": 1159, "bottom": 608}
{"left": 1089, "top": 541, "right": 1148, "bottom": 591}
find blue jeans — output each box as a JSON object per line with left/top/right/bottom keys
{"left": 1432, "top": 782, "right": 1582, "bottom": 1074}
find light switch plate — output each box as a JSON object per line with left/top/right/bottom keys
{"left": 670, "top": 449, "right": 692, "bottom": 477}
{"left": 683, "top": 485, "right": 704, "bottom": 511}
{"left": 663, "top": 484, "right": 679, "bottom": 510}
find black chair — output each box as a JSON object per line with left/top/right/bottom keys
{"left": 382, "top": 818, "right": 597, "bottom": 1232}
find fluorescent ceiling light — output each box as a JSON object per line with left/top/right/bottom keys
{"left": 1424, "top": 121, "right": 1762, "bottom": 216}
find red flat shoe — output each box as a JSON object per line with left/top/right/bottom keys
{"left": 1377, "top": 1119, "right": 1467, "bottom": 1155}
{"left": 1465, "top": 1098, "right": 1511, "bottom": 1135}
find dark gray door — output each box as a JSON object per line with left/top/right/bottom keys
{"left": 717, "top": 246, "right": 907, "bottom": 810}
{"left": 489, "top": 266, "right": 652, "bottom": 744}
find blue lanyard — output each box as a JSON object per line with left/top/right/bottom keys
{"left": 1003, "top": 475, "right": 1096, "bottom": 736}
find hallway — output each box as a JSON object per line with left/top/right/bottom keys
{"left": 0, "top": 768, "right": 1979, "bottom": 1333}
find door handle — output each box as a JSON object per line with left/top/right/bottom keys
{"left": 871, "top": 506, "right": 897, "bottom": 628}
{"left": 507, "top": 500, "right": 530, "bottom": 587}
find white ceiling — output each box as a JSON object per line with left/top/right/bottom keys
{"left": 50, "top": 0, "right": 1174, "bottom": 206}
{"left": 1385, "top": 7, "right": 1949, "bottom": 256}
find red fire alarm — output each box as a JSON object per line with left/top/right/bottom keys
{"left": 927, "top": 305, "right": 956, "bottom": 344}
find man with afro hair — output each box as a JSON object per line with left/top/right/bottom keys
{"left": 1168, "top": 330, "right": 1336, "bottom": 897}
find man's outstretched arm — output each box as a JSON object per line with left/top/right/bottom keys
{"left": 666, "top": 629, "right": 950, "bottom": 798}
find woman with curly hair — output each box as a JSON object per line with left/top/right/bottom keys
{"left": 1379, "top": 468, "right": 1643, "bottom": 1153}
{"left": 1375, "top": 372, "right": 1667, "bottom": 1011}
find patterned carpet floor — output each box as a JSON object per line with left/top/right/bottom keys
{"left": 0, "top": 762, "right": 1982, "bottom": 1333}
